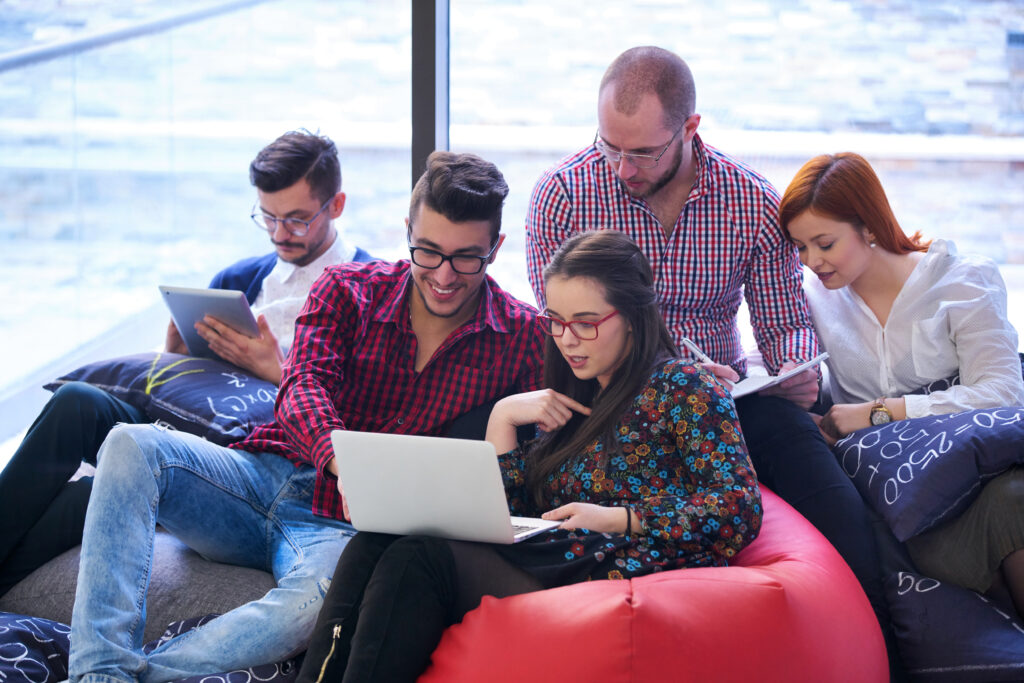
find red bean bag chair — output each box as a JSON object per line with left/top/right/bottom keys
{"left": 419, "top": 486, "right": 887, "bottom": 683}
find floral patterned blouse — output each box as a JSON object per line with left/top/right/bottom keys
{"left": 497, "top": 358, "right": 762, "bottom": 585}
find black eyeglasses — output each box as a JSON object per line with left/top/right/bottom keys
{"left": 538, "top": 310, "right": 619, "bottom": 340}
{"left": 593, "top": 126, "right": 683, "bottom": 169}
{"left": 408, "top": 239, "right": 500, "bottom": 275}
{"left": 251, "top": 197, "right": 333, "bottom": 237}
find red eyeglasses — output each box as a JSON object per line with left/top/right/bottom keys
{"left": 537, "top": 310, "right": 619, "bottom": 340}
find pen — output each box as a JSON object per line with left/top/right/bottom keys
{"left": 681, "top": 337, "right": 714, "bottom": 365}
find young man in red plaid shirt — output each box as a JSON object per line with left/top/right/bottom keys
{"left": 526, "top": 46, "right": 900, "bottom": 676}
{"left": 68, "top": 151, "right": 544, "bottom": 683}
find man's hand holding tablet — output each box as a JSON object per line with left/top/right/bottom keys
{"left": 159, "top": 285, "right": 284, "bottom": 385}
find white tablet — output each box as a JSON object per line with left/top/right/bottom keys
{"left": 158, "top": 285, "right": 260, "bottom": 358}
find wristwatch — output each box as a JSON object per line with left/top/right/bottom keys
{"left": 869, "top": 398, "right": 894, "bottom": 426}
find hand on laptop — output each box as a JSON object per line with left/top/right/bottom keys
{"left": 195, "top": 313, "right": 285, "bottom": 385}
{"left": 485, "top": 389, "right": 592, "bottom": 454}
{"left": 339, "top": 479, "right": 350, "bottom": 522}
{"left": 542, "top": 502, "right": 634, "bottom": 535}
{"left": 326, "top": 457, "right": 352, "bottom": 522}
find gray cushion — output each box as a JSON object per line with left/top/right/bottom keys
{"left": 0, "top": 529, "right": 276, "bottom": 643}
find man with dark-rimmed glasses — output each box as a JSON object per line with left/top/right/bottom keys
{"left": 67, "top": 150, "right": 544, "bottom": 682}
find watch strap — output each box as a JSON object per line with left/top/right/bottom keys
{"left": 870, "top": 397, "right": 894, "bottom": 424}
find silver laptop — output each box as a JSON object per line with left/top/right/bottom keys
{"left": 331, "top": 430, "right": 561, "bottom": 544}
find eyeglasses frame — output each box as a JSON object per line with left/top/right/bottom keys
{"left": 538, "top": 309, "right": 620, "bottom": 340}
{"left": 593, "top": 125, "right": 684, "bottom": 169}
{"left": 251, "top": 196, "right": 335, "bottom": 237}
{"left": 407, "top": 238, "right": 501, "bottom": 275}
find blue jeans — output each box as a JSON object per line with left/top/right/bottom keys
{"left": 67, "top": 423, "right": 354, "bottom": 683}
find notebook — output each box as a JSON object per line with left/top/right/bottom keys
{"left": 730, "top": 352, "right": 830, "bottom": 398}
{"left": 331, "top": 430, "right": 562, "bottom": 544}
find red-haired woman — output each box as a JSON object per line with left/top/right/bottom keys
{"left": 779, "top": 151, "right": 1024, "bottom": 617}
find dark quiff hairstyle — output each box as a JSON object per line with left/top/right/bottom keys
{"left": 599, "top": 46, "right": 696, "bottom": 131}
{"left": 526, "top": 230, "right": 678, "bottom": 505}
{"left": 779, "top": 152, "right": 930, "bottom": 254}
{"left": 249, "top": 129, "right": 341, "bottom": 205}
{"left": 408, "top": 151, "right": 509, "bottom": 243}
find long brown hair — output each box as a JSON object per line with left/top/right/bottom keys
{"left": 778, "top": 152, "right": 929, "bottom": 254}
{"left": 526, "top": 231, "right": 677, "bottom": 505}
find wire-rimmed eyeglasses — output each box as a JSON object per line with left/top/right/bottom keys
{"left": 251, "top": 197, "right": 333, "bottom": 237}
{"left": 593, "top": 126, "right": 683, "bottom": 169}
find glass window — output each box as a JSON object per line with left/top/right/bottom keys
{"left": 450, "top": 0, "right": 1024, "bottom": 315}
{"left": 0, "top": 0, "right": 410, "bottom": 439}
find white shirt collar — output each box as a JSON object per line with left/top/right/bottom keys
{"left": 272, "top": 232, "right": 356, "bottom": 282}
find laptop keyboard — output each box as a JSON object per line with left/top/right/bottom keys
{"left": 512, "top": 524, "right": 552, "bottom": 540}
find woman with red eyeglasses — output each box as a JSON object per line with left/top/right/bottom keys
{"left": 297, "top": 230, "right": 762, "bottom": 683}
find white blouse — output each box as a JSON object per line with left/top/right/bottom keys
{"left": 252, "top": 234, "right": 358, "bottom": 355}
{"left": 804, "top": 239, "right": 1024, "bottom": 417}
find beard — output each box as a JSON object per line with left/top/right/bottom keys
{"left": 275, "top": 226, "right": 332, "bottom": 267}
{"left": 617, "top": 141, "right": 684, "bottom": 199}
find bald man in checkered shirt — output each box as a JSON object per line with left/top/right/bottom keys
{"left": 526, "top": 45, "right": 901, "bottom": 677}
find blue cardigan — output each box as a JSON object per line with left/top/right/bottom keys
{"left": 207, "top": 246, "right": 374, "bottom": 304}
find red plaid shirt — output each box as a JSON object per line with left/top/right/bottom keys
{"left": 526, "top": 134, "right": 818, "bottom": 375}
{"left": 235, "top": 260, "right": 545, "bottom": 519}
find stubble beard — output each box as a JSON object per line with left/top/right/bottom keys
{"left": 412, "top": 277, "right": 479, "bottom": 320}
{"left": 278, "top": 231, "right": 326, "bottom": 267}
{"left": 617, "top": 142, "right": 684, "bottom": 200}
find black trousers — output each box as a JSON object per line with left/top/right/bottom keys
{"left": 735, "top": 393, "right": 903, "bottom": 679}
{"left": 296, "top": 533, "right": 543, "bottom": 683}
{"left": 0, "top": 381, "right": 146, "bottom": 595}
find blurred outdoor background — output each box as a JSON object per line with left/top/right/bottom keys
{"left": 1, "top": 0, "right": 1022, "bottom": 450}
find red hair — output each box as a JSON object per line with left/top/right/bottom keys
{"left": 778, "top": 152, "right": 929, "bottom": 254}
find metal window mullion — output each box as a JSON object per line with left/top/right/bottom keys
{"left": 411, "top": 0, "right": 450, "bottom": 189}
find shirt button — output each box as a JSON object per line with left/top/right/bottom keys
{"left": 396, "top": 418, "right": 404, "bottom": 425}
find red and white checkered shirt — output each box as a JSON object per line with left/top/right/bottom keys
{"left": 526, "top": 133, "right": 818, "bottom": 375}
{"left": 235, "top": 259, "right": 545, "bottom": 520}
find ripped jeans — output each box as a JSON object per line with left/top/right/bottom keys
{"left": 68, "top": 423, "right": 354, "bottom": 683}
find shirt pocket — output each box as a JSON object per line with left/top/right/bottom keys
{"left": 910, "top": 313, "right": 958, "bottom": 379}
